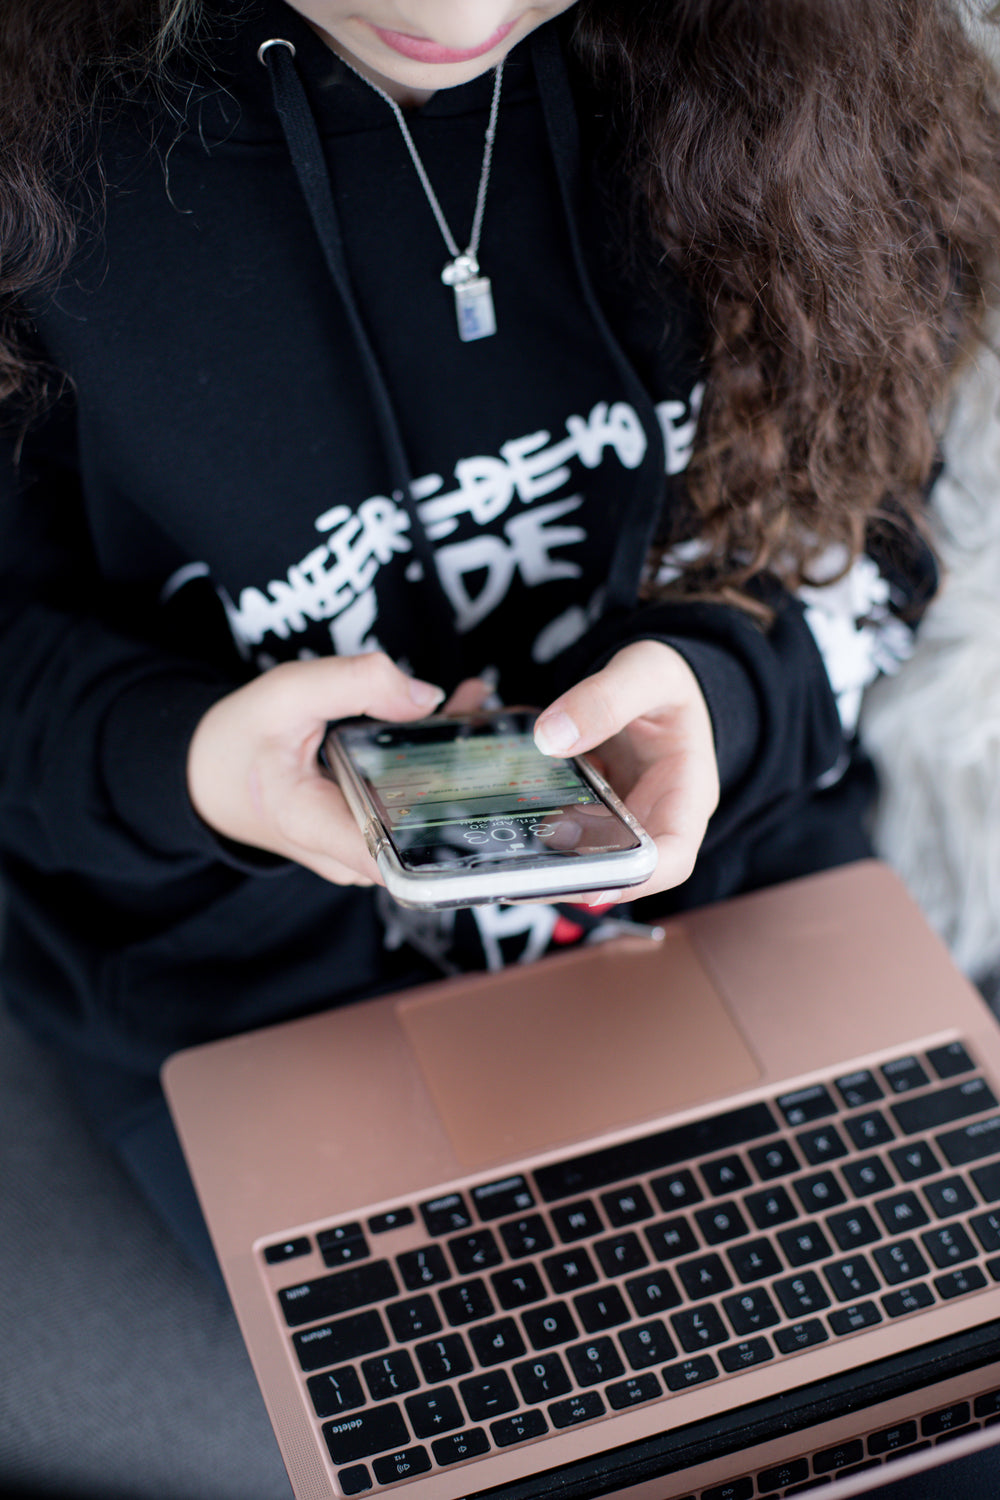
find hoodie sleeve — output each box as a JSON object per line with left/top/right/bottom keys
{"left": 0, "top": 407, "right": 242, "bottom": 881}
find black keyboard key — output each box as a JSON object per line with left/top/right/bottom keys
{"left": 432, "top": 1428, "right": 490, "bottom": 1465}
{"left": 882, "top": 1283, "right": 934, "bottom": 1317}
{"left": 650, "top": 1169, "right": 703, "bottom": 1212}
{"left": 775, "top": 1319, "right": 828, "bottom": 1354}
{"left": 988, "top": 1256, "right": 1000, "bottom": 1281}
{"left": 671, "top": 1303, "right": 728, "bottom": 1352}
{"left": 500, "top": 1215, "right": 553, "bottom": 1258}
{"left": 828, "top": 1301, "right": 882, "bottom": 1334}
{"left": 971, "top": 1209, "right": 1000, "bottom": 1252}
{"left": 645, "top": 1217, "right": 698, "bottom": 1261}
{"left": 927, "top": 1042, "right": 975, "bottom": 1080}
{"left": 279, "top": 1261, "right": 398, "bottom": 1327}
{"left": 703, "top": 1479, "right": 755, "bottom": 1500}
{"left": 372, "top": 1447, "right": 431, "bottom": 1485}
{"left": 922, "top": 1402, "right": 972, "bottom": 1436}
{"left": 567, "top": 1337, "right": 625, "bottom": 1385}
{"left": 535, "top": 1102, "right": 778, "bottom": 1202}
{"left": 845, "top": 1111, "right": 895, "bottom": 1151}
{"left": 835, "top": 1071, "right": 884, "bottom": 1109}
{"left": 893, "top": 1078, "right": 998, "bottom": 1135}
{"left": 882, "top": 1056, "right": 931, "bottom": 1094}
{"left": 701, "top": 1155, "right": 752, "bottom": 1195}
{"left": 678, "top": 1253, "right": 732, "bottom": 1300}
{"left": 368, "top": 1208, "right": 414, "bottom": 1235}
{"left": 318, "top": 1223, "right": 369, "bottom": 1267}
{"left": 607, "top": 1373, "right": 661, "bottom": 1408}
{"left": 449, "top": 1230, "right": 502, "bottom": 1275}
{"left": 696, "top": 1200, "right": 750, "bottom": 1244}
{"left": 893, "top": 1146, "right": 941, "bottom": 1182}
{"left": 601, "top": 1184, "right": 654, "bottom": 1226}
{"left": 869, "top": 1420, "right": 919, "bottom": 1454}
{"left": 405, "top": 1387, "right": 464, "bottom": 1439}
{"left": 625, "top": 1268, "right": 683, "bottom": 1316}
{"left": 397, "top": 1245, "right": 450, "bottom": 1291}
{"left": 492, "top": 1265, "right": 547, "bottom": 1309}
{"left": 362, "top": 1350, "right": 419, "bottom": 1400}
{"left": 876, "top": 1191, "right": 930, "bottom": 1235}
{"left": 873, "top": 1239, "right": 930, "bottom": 1285}
{"left": 472, "top": 1175, "right": 535, "bottom": 1220}
{"left": 814, "top": 1437, "right": 865, "bottom": 1472}
{"left": 307, "top": 1366, "right": 366, "bottom": 1419}
{"left": 552, "top": 1199, "right": 604, "bottom": 1243}
{"left": 824, "top": 1256, "right": 879, "bottom": 1302}
{"left": 939, "top": 1116, "right": 1000, "bottom": 1166}
{"left": 415, "top": 1334, "right": 472, "bottom": 1383}
{"left": 921, "top": 1223, "right": 977, "bottom": 1268}
{"left": 512, "top": 1351, "right": 572, "bottom": 1403}
{"left": 728, "top": 1238, "right": 782, "bottom": 1284}
{"left": 543, "top": 1247, "right": 598, "bottom": 1295}
{"left": 491, "top": 1410, "right": 548, "bottom": 1446}
{"left": 759, "top": 1457, "right": 811, "bottom": 1491}
{"left": 778, "top": 1222, "right": 833, "bottom": 1267}
{"left": 420, "top": 1193, "right": 472, "bottom": 1236}
{"left": 293, "top": 1310, "right": 389, "bottom": 1371}
{"left": 774, "top": 1271, "right": 830, "bottom": 1318}
{"left": 620, "top": 1319, "right": 676, "bottom": 1369}
{"left": 720, "top": 1336, "right": 774, "bottom": 1372}
{"left": 749, "top": 1139, "right": 801, "bottom": 1180}
{"left": 549, "top": 1391, "right": 605, "bottom": 1427}
{"left": 469, "top": 1319, "right": 526, "bottom": 1367}
{"left": 522, "top": 1301, "right": 579, "bottom": 1349}
{"left": 459, "top": 1370, "right": 518, "bottom": 1422}
{"left": 722, "top": 1287, "right": 780, "bottom": 1336}
{"left": 975, "top": 1390, "right": 1000, "bottom": 1419}
{"left": 827, "top": 1205, "right": 881, "bottom": 1251}
{"left": 778, "top": 1085, "right": 838, "bottom": 1127}
{"left": 745, "top": 1185, "right": 797, "bottom": 1230}
{"left": 387, "top": 1295, "right": 442, "bottom": 1343}
{"left": 842, "top": 1156, "right": 895, "bottom": 1197}
{"left": 440, "top": 1279, "right": 495, "bottom": 1326}
{"left": 264, "top": 1236, "right": 310, "bottom": 1264}
{"left": 793, "top": 1172, "right": 846, "bottom": 1215}
{"left": 925, "top": 1176, "right": 977, "bottom": 1218}
{"left": 797, "top": 1124, "right": 848, "bottom": 1165}
{"left": 574, "top": 1286, "right": 630, "bottom": 1332}
{"left": 935, "top": 1265, "right": 988, "bottom": 1298}
{"left": 323, "top": 1404, "right": 410, "bottom": 1465}
{"left": 594, "top": 1232, "right": 649, "bottom": 1278}
{"left": 337, "top": 1464, "right": 372, "bottom": 1495}
{"left": 974, "top": 1163, "right": 1000, "bottom": 1203}
{"left": 662, "top": 1354, "right": 718, "bottom": 1390}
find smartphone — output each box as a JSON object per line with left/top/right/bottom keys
{"left": 321, "top": 708, "right": 657, "bottom": 910}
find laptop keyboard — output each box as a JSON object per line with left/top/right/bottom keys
{"left": 263, "top": 1040, "right": 1000, "bottom": 1495}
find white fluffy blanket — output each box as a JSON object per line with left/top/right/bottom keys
{"left": 859, "top": 327, "right": 1000, "bottom": 984}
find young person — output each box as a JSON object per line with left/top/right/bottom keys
{"left": 2, "top": 0, "right": 999, "bottom": 1294}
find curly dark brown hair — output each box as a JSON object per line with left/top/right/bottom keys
{"left": 3, "top": 0, "right": 1000, "bottom": 599}
{"left": 574, "top": 0, "right": 1000, "bottom": 597}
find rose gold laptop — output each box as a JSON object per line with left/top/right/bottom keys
{"left": 163, "top": 861, "right": 1000, "bottom": 1500}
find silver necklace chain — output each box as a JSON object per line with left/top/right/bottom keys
{"left": 337, "top": 54, "right": 505, "bottom": 340}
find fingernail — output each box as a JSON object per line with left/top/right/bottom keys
{"left": 534, "top": 709, "right": 580, "bottom": 756}
{"left": 409, "top": 679, "right": 446, "bottom": 709}
{"left": 587, "top": 890, "right": 624, "bottom": 908}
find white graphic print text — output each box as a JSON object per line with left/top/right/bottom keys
{"left": 221, "top": 390, "right": 703, "bottom": 658}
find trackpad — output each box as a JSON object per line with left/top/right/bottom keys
{"left": 396, "top": 932, "right": 761, "bottom": 1168}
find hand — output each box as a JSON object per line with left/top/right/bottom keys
{"left": 187, "top": 653, "right": 448, "bottom": 886}
{"left": 533, "top": 640, "right": 720, "bottom": 904}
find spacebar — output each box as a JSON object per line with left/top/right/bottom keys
{"left": 534, "top": 1101, "right": 778, "bottom": 1202}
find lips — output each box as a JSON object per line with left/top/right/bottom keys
{"left": 369, "top": 18, "right": 518, "bottom": 65}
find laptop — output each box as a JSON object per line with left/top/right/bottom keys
{"left": 162, "top": 860, "right": 1000, "bottom": 1500}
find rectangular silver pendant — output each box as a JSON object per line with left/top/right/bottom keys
{"left": 454, "top": 276, "right": 497, "bottom": 342}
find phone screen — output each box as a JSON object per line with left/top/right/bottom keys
{"left": 334, "top": 712, "right": 642, "bottom": 872}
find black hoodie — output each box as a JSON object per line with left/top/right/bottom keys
{"left": 0, "top": 2, "right": 896, "bottom": 1086}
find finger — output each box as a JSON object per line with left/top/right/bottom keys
{"left": 533, "top": 640, "right": 694, "bottom": 757}
{"left": 266, "top": 653, "right": 446, "bottom": 734}
{"left": 442, "top": 677, "right": 495, "bottom": 715}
